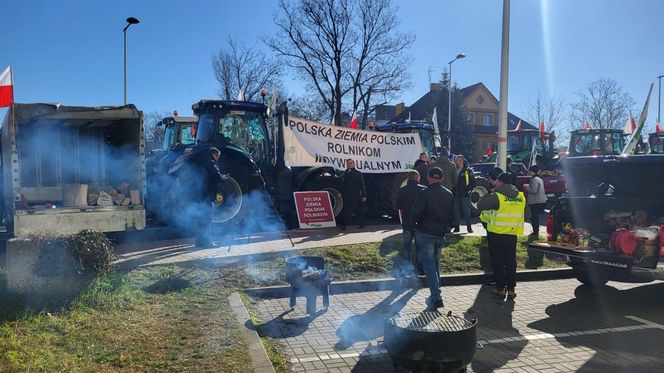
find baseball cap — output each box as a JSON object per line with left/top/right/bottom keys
{"left": 428, "top": 167, "right": 443, "bottom": 179}
{"left": 489, "top": 167, "right": 504, "bottom": 181}
{"left": 497, "top": 172, "right": 511, "bottom": 184}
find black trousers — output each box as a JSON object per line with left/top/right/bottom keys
{"left": 340, "top": 196, "right": 365, "bottom": 226}
{"left": 529, "top": 203, "right": 546, "bottom": 235}
{"left": 487, "top": 232, "right": 517, "bottom": 289}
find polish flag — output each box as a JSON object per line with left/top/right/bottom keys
{"left": 539, "top": 121, "right": 545, "bottom": 142}
{"left": 349, "top": 111, "right": 358, "bottom": 129}
{"left": 624, "top": 113, "right": 636, "bottom": 134}
{"left": 0, "top": 66, "right": 13, "bottom": 108}
{"left": 656, "top": 122, "right": 663, "bottom": 133}
{"left": 582, "top": 121, "right": 592, "bottom": 129}
{"left": 514, "top": 120, "right": 522, "bottom": 132}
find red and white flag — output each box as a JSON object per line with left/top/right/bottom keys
{"left": 656, "top": 122, "right": 663, "bottom": 133}
{"left": 539, "top": 120, "right": 545, "bottom": 142}
{"left": 349, "top": 111, "right": 358, "bottom": 129}
{"left": 514, "top": 119, "right": 522, "bottom": 132}
{"left": 623, "top": 113, "right": 636, "bottom": 134}
{"left": 0, "top": 66, "right": 13, "bottom": 108}
{"left": 582, "top": 120, "right": 592, "bottom": 129}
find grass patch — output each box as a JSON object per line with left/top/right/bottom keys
{"left": 0, "top": 235, "right": 561, "bottom": 372}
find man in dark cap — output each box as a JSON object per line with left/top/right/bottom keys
{"left": 477, "top": 171, "right": 526, "bottom": 298}
{"left": 411, "top": 167, "right": 456, "bottom": 310}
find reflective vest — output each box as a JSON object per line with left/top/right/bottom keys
{"left": 464, "top": 170, "right": 470, "bottom": 186}
{"left": 485, "top": 192, "right": 526, "bottom": 236}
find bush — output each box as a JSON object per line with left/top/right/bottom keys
{"left": 64, "top": 230, "right": 116, "bottom": 275}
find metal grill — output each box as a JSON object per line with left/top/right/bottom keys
{"left": 386, "top": 311, "right": 474, "bottom": 332}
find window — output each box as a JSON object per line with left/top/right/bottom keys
{"left": 466, "top": 112, "right": 474, "bottom": 124}
{"left": 484, "top": 114, "right": 493, "bottom": 125}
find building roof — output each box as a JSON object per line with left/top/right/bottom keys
{"left": 387, "top": 82, "right": 536, "bottom": 133}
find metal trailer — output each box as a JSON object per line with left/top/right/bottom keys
{"left": 1, "top": 103, "right": 146, "bottom": 237}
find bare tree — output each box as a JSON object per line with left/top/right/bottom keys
{"left": 212, "top": 37, "right": 282, "bottom": 102}
{"left": 524, "top": 93, "right": 568, "bottom": 146}
{"left": 266, "top": 0, "right": 413, "bottom": 126}
{"left": 351, "top": 0, "right": 414, "bottom": 127}
{"left": 289, "top": 93, "right": 330, "bottom": 123}
{"left": 570, "top": 78, "right": 635, "bottom": 130}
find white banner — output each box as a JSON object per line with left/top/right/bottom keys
{"left": 284, "top": 116, "right": 422, "bottom": 173}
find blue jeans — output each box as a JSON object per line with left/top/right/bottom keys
{"left": 416, "top": 232, "right": 446, "bottom": 302}
{"left": 454, "top": 196, "right": 472, "bottom": 229}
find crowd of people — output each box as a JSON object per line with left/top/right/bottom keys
{"left": 331, "top": 148, "right": 543, "bottom": 310}
{"left": 394, "top": 149, "right": 547, "bottom": 311}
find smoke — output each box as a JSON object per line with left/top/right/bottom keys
{"left": 15, "top": 114, "right": 141, "bottom": 209}
{"left": 146, "top": 145, "right": 286, "bottom": 245}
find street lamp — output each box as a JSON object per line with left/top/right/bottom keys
{"left": 447, "top": 53, "right": 466, "bottom": 152}
{"left": 657, "top": 74, "right": 664, "bottom": 124}
{"left": 123, "top": 17, "right": 140, "bottom": 105}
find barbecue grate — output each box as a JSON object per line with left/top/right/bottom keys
{"left": 386, "top": 311, "right": 474, "bottom": 332}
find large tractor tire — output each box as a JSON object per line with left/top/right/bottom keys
{"left": 301, "top": 171, "right": 344, "bottom": 217}
{"left": 211, "top": 177, "right": 244, "bottom": 223}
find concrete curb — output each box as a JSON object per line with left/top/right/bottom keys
{"left": 228, "top": 292, "right": 276, "bottom": 373}
{"left": 244, "top": 267, "right": 574, "bottom": 299}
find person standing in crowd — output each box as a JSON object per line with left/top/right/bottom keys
{"left": 428, "top": 155, "right": 438, "bottom": 165}
{"left": 396, "top": 170, "right": 426, "bottom": 275}
{"left": 414, "top": 152, "right": 428, "bottom": 168}
{"left": 505, "top": 157, "right": 518, "bottom": 186}
{"left": 415, "top": 154, "right": 430, "bottom": 187}
{"left": 477, "top": 172, "right": 526, "bottom": 298}
{"left": 526, "top": 165, "right": 547, "bottom": 238}
{"left": 338, "top": 158, "right": 367, "bottom": 230}
{"left": 453, "top": 155, "right": 476, "bottom": 233}
{"left": 431, "top": 147, "right": 458, "bottom": 191}
{"left": 411, "top": 167, "right": 455, "bottom": 310}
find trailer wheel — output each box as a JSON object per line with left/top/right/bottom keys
{"left": 573, "top": 267, "right": 609, "bottom": 287}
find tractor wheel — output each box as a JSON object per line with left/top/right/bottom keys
{"left": 301, "top": 172, "right": 344, "bottom": 217}
{"left": 211, "top": 177, "right": 244, "bottom": 223}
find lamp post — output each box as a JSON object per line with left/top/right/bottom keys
{"left": 658, "top": 74, "right": 664, "bottom": 124}
{"left": 447, "top": 53, "right": 466, "bottom": 152}
{"left": 123, "top": 17, "right": 140, "bottom": 105}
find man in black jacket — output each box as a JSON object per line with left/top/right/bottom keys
{"left": 453, "top": 155, "right": 476, "bottom": 233}
{"left": 411, "top": 167, "right": 456, "bottom": 310}
{"left": 396, "top": 170, "right": 426, "bottom": 275}
{"left": 187, "top": 147, "right": 227, "bottom": 248}
{"left": 338, "top": 158, "right": 367, "bottom": 230}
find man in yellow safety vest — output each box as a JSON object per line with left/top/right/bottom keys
{"left": 477, "top": 172, "right": 526, "bottom": 298}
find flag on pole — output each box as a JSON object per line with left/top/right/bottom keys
{"left": 406, "top": 111, "right": 411, "bottom": 123}
{"left": 529, "top": 136, "right": 538, "bottom": 168}
{"left": 656, "top": 122, "right": 663, "bottom": 133}
{"left": 349, "top": 111, "right": 358, "bottom": 129}
{"left": 432, "top": 107, "right": 441, "bottom": 148}
{"left": 582, "top": 121, "right": 592, "bottom": 129}
{"left": 539, "top": 121, "right": 545, "bottom": 143}
{"left": 0, "top": 66, "right": 13, "bottom": 108}
{"left": 514, "top": 119, "right": 522, "bottom": 132}
{"left": 624, "top": 113, "right": 636, "bottom": 134}
{"left": 236, "top": 88, "right": 244, "bottom": 101}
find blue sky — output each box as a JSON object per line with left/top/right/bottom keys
{"left": 1, "top": 0, "right": 662, "bottom": 132}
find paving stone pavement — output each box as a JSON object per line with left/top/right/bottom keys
{"left": 114, "top": 219, "right": 535, "bottom": 268}
{"left": 251, "top": 279, "right": 664, "bottom": 372}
